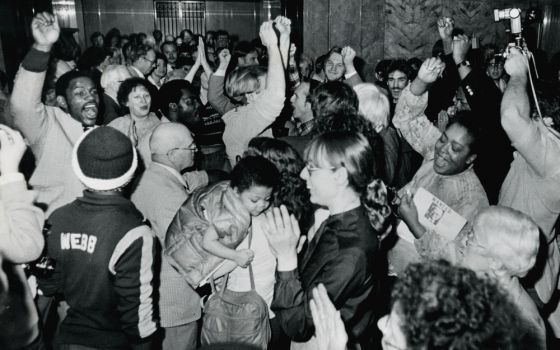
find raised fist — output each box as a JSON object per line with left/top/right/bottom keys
{"left": 274, "top": 16, "right": 292, "bottom": 36}
{"left": 341, "top": 46, "right": 356, "bottom": 67}
{"left": 31, "top": 12, "right": 60, "bottom": 50}
{"left": 259, "top": 21, "right": 278, "bottom": 47}
{"left": 504, "top": 47, "right": 529, "bottom": 78}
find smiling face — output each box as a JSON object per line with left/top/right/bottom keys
{"left": 324, "top": 52, "right": 345, "bottom": 81}
{"left": 236, "top": 184, "right": 273, "bottom": 216}
{"left": 126, "top": 85, "right": 151, "bottom": 118}
{"left": 433, "top": 123, "right": 476, "bottom": 175}
{"left": 387, "top": 70, "right": 409, "bottom": 101}
{"left": 486, "top": 58, "right": 504, "bottom": 81}
{"left": 65, "top": 77, "right": 99, "bottom": 126}
{"left": 300, "top": 160, "right": 339, "bottom": 207}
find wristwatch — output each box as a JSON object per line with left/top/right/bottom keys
{"left": 457, "top": 60, "right": 471, "bottom": 68}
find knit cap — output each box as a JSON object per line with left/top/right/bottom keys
{"left": 72, "top": 126, "right": 138, "bottom": 191}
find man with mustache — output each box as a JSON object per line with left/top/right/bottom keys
{"left": 10, "top": 12, "right": 100, "bottom": 216}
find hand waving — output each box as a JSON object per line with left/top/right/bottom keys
{"left": 417, "top": 57, "right": 445, "bottom": 84}
{"left": 31, "top": 12, "right": 60, "bottom": 50}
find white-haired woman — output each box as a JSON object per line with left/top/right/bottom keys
{"left": 460, "top": 206, "right": 546, "bottom": 347}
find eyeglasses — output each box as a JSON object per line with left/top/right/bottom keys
{"left": 141, "top": 56, "right": 156, "bottom": 65}
{"left": 488, "top": 63, "right": 503, "bottom": 68}
{"left": 304, "top": 163, "right": 336, "bottom": 173}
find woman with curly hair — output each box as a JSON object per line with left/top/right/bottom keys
{"left": 377, "top": 260, "right": 541, "bottom": 350}
{"left": 108, "top": 77, "right": 167, "bottom": 165}
{"left": 244, "top": 137, "right": 314, "bottom": 234}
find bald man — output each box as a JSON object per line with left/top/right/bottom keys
{"left": 100, "top": 65, "right": 132, "bottom": 124}
{"left": 131, "top": 122, "right": 208, "bottom": 350}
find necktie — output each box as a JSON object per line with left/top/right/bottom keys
{"left": 130, "top": 119, "right": 138, "bottom": 147}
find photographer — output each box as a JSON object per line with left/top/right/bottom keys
{"left": 499, "top": 47, "right": 560, "bottom": 336}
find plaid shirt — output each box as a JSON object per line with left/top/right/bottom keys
{"left": 294, "top": 119, "right": 315, "bottom": 136}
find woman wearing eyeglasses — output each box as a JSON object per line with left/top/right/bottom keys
{"left": 263, "top": 131, "right": 391, "bottom": 350}
{"left": 109, "top": 77, "right": 168, "bottom": 165}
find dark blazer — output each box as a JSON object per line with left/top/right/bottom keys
{"left": 271, "top": 206, "right": 379, "bottom": 347}
{"left": 101, "top": 93, "right": 123, "bottom": 125}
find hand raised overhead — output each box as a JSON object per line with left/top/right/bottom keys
{"left": 259, "top": 21, "right": 278, "bottom": 47}
{"left": 417, "top": 57, "right": 445, "bottom": 84}
{"left": 32, "top": 12, "right": 60, "bottom": 50}
{"left": 274, "top": 16, "right": 292, "bottom": 36}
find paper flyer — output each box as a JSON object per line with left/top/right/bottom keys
{"left": 397, "top": 187, "right": 467, "bottom": 243}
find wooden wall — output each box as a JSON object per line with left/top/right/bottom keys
{"left": 303, "top": 0, "right": 558, "bottom": 81}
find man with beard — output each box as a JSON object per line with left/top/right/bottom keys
{"left": 10, "top": 12, "right": 100, "bottom": 216}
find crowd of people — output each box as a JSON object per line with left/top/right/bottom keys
{"left": 1, "top": 9, "right": 560, "bottom": 350}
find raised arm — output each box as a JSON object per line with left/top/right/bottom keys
{"left": 287, "top": 43, "right": 301, "bottom": 90}
{"left": 184, "top": 48, "right": 201, "bottom": 83}
{"left": 10, "top": 12, "right": 60, "bottom": 150}
{"left": 342, "top": 46, "right": 363, "bottom": 87}
{"left": 198, "top": 37, "right": 214, "bottom": 78}
{"left": 437, "top": 16, "right": 454, "bottom": 56}
{"left": 207, "top": 48, "right": 237, "bottom": 115}
{"left": 393, "top": 58, "right": 446, "bottom": 160}
{"left": 266, "top": 17, "right": 287, "bottom": 97}
{"left": 276, "top": 16, "right": 291, "bottom": 70}
{"left": 500, "top": 49, "right": 543, "bottom": 168}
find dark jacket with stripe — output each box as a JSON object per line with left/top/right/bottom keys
{"left": 37, "top": 191, "right": 157, "bottom": 348}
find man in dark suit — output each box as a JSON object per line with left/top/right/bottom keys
{"left": 99, "top": 65, "right": 131, "bottom": 124}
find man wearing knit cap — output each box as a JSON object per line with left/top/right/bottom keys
{"left": 37, "top": 126, "right": 157, "bottom": 350}
{"left": 10, "top": 12, "right": 100, "bottom": 217}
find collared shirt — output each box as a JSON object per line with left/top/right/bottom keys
{"left": 295, "top": 118, "right": 315, "bottom": 137}
{"left": 147, "top": 75, "right": 163, "bottom": 89}
{"left": 152, "top": 162, "right": 188, "bottom": 189}
{"left": 152, "top": 162, "right": 209, "bottom": 195}
{"left": 128, "top": 65, "right": 145, "bottom": 79}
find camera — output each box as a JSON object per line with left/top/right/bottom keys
{"left": 494, "top": 8, "right": 522, "bottom": 35}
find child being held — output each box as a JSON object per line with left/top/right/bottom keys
{"left": 165, "top": 156, "right": 279, "bottom": 287}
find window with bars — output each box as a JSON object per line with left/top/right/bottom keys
{"left": 154, "top": 1, "right": 206, "bottom": 37}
